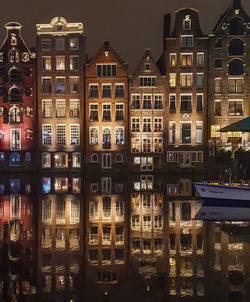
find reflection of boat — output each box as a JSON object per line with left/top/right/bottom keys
{"left": 195, "top": 206, "right": 250, "bottom": 221}
{"left": 194, "top": 183, "right": 250, "bottom": 201}
{"left": 222, "top": 224, "right": 250, "bottom": 244}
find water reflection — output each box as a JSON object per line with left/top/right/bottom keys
{"left": 0, "top": 173, "right": 250, "bottom": 301}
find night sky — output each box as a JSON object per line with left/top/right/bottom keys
{"left": 1, "top": 0, "right": 249, "bottom": 71}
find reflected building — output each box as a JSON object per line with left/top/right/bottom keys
{"left": 0, "top": 22, "right": 36, "bottom": 171}
{"left": 208, "top": 0, "right": 250, "bottom": 149}
{"left": 0, "top": 174, "right": 36, "bottom": 300}
{"left": 36, "top": 17, "right": 85, "bottom": 171}
{"left": 37, "top": 174, "right": 83, "bottom": 301}
{"left": 129, "top": 49, "right": 166, "bottom": 171}
{"left": 85, "top": 174, "right": 128, "bottom": 299}
{"left": 159, "top": 8, "right": 208, "bottom": 168}
{"left": 166, "top": 178, "right": 206, "bottom": 299}
{"left": 85, "top": 41, "right": 129, "bottom": 171}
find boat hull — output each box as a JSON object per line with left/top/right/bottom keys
{"left": 194, "top": 183, "right": 250, "bottom": 201}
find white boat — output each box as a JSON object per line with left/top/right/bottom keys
{"left": 194, "top": 183, "right": 250, "bottom": 202}
{"left": 195, "top": 205, "right": 250, "bottom": 221}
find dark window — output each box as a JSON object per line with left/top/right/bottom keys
{"left": 229, "top": 18, "right": 244, "bottom": 35}
{"left": 215, "top": 38, "right": 222, "bottom": 48}
{"left": 24, "top": 88, "right": 31, "bottom": 96}
{"left": 115, "top": 85, "right": 124, "bottom": 98}
{"left": 214, "top": 100, "right": 221, "bottom": 116}
{"left": 10, "top": 153, "right": 20, "bottom": 167}
{"left": 102, "top": 85, "right": 111, "bottom": 98}
{"left": 196, "top": 95, "right": 203, "bottom": 112}
{"left": 24, "top": 68, "right": 31, "bottom": 77}
{"left": 97, "top": 64, "right": 116, "bottom": 77}
{"left": 215, "top": 59, "right": 222, "bottom": 69}
{"left": 169, "top": 95, "right": 176, "bottom": 113}
{"left": 229, "top": 39, "right": 244, "bottom": 56}
{"left": 229, "top": 59, "right": 243, "bottom": 75}
{"left": 89, "top": 85, "right": 98, "bottom": 98}
{"left": 180, "top": 95, "right": 192, "bottom": 112}
{"left": 9, "top": 69, "right": 20, "bottom": 83}
{"left": 9, "top": 88, "right": 21, "bottom": 103}
{"left": 139, "top": 77, "right": 156, "bottom": 86}
{"left": 181, "top": 123, "right": 191, "bottom": 144}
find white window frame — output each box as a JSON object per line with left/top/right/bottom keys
{"left": 70, "top": 124, "right": 80, "bottom": 145}
{"left": 10, "top": 129, "right": 21, "bottom": 151}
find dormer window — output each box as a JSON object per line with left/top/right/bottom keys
{"left": 183, "top": 15, "right": 191, "bottom": 30}
{"left": 145, "top": 63, "right": 151, "bottom": 71}
{"left": 11, "top": 34, "right": 17, "bottom": 46}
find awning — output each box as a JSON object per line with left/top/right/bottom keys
{"left": 219, "top": 117, "right": 250, "bottom": 132}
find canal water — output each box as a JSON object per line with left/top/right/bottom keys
{"left": 0, "top": 172, "right": 249, "bottom": 301}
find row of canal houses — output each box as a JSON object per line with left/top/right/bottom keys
{"left": 0, "top": 0, "right": 249, "bottom": 173}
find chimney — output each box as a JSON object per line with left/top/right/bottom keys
{"left": 233, "top": 0, "right": 241, "bottom": 9}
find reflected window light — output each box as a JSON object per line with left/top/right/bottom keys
{"left": 42, "top": 177, "right": 51, "bottom": 193}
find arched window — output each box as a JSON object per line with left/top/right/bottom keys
{"left": 229, "top": 59, "right": 243, "bottom": 75}
{"left": 115, "top": 153, "right": 123, "bottom": 163}
{"left": 10, "top": 153, "right": 21, "bottom": 166}
{"left": 103, "top": 128, "right": 111, "bottom": 149}
{"left": 9, "top": 68, "right": 20, "bottom": 84}
{"left": 90, "top": 128, "right": 98, "bottom": 144}
{"left": 229, "top": 18, "right": 244, "bottom": 35}
{"left": 229, "top": 39, "right": 244, "bottom": 55}
{"left": 90, "top": 153, "right": 98, "bottom": 163}
{"left": 9, "top": 87, "right": 21, "bottom": 103}
{"left": 8, "top": 49, "right": 19, "bottom": 63}
{"left": 115, "top": 128, "right": 124, "bottom": 145}
{"left": 9, "top": 107, "right": 21, "bottom": 123}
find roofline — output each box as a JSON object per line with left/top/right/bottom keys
{"left": 175, "top": 7, "right": 199, "bottom": 13}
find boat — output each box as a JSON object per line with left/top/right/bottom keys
{"left": 194, "top": 182, "right": 250, "bottom": 202}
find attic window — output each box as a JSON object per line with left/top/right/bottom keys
{"left": 145, "top": 63, "right": 151, "bottom": 71}
{"left": 229, "top": 18, "right": 244, "bottom": 35}
{"left": 183, "top": 15, "right": 191, "bottom": 30}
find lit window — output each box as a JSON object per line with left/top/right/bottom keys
{"left": 228, "top": 99, "right": 243, "bottom": 116}
{"left": 103, "top": 128, "right": 111, "bottom": 149}
{"left": 56, "top": 56, "right": 65, "bottom": 70}
{"left": 56, "top": 99, "right": 66, "bottom": 117}
{"left": 54, "top": 152, "right": 68, "bottom": 168}
{"left": 72, "top": 152, "right": 81, "bottom": 168}
{"left": 9, "top": 49, "right": 19, "bottom": 63}
{"left": 131, "top": 138, "right": 141, "bottom": 153}
{"left": 197, "top": 53, "right": 204, "bottom": 67}
{"left": 181, "top": 123, "right": 191, "bottom": 144}
{"left": 70, "top": 56, "right": 79, "bottom": 71}
{"left": 170, "top": 74, "right": 176, "bottom": 87}
{"left": 180, "top": 74, "right": 192, "bottom": 87}
{"left": 169, "top": 122, "right": 176, "bottom": 145}
{"left": 42, "top": 177, "right": 51, "bottom": 193}
{"left": 69, "top": 38, "right": 79, "bottom": 50}
{"left": 214, "top": 78, "right": 222, "bottom": 94}
{"left": 72, "top": 178, "right": 81, "bottom": 193}
{"left": 170, "top": 54, "right": 176, "bottom": 67}
{"left": 70, "top": 99, "right": 80, "bottom": 117}
{"left": 89, "top": 127, "right": 98, "bottom": 144}
{"left": 115, "top": 127, "right": 124, "bottom": 145}
{"left": 228, "top": 78, "right": 243, "bottom": 93}
{"left": 141, "top": 157, "right": 153, "bottom": 171}
{"left": 183, "top": 15, "right": 191, "bottom": 30}
{"left": 9, "top": 107, "right": 21, "bottom": 123}
{"left": 181, "top": 54, "right": 192, "bottom": 66}
{"left": 41, "top": 56, "right": 51, "bottom": 70}
{"left": 56, "top": 124, "right": 66, "bottom": 145}
{"left": 154, "top": 138, "right": 163, "bottom": 153}
{"left": 10, "top": 129, "right": 21, "bottom": 150}
{"left": 196, "top": 121, "right": 203, "bottom": 144}
{"left": 54, "top": 177, "right": 68, "bottom": 192}
{"left": 70, "top": 124, "right": 80, "bottom": 145}
{"left": 42, "top": 124, "right": 52, "bottom": 145}
{"left": 25, "top": 106, "right": 32, "bottom": 117}
{"left": 9, "top": 179, "right": 21, "bottom": 193}
{"left": 70, "top": 77, "right": 79, "bottom": 94}
{"left": 42, "top": 152, "right": 51, "bottom": 168}
{"left": 55, "top": 77, "right": 65, "bottom": 94}
{"left": 211, "top": 125, "right": 220, "bottom": 138}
